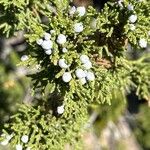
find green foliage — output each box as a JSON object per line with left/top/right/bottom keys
{"left": 130, "top": 55, "right": 150, "bottom": 100}
{"left": 124, "top": 0, "right": 150, "bottom": 46}
{"left": 2, "top": 101, "right": 88, "bottom": 150}
{"left": 0, "top": 0, "right": 149, "bottom": 149}
{"left": 0, "top": 0, "right": 50, "bottom": 36}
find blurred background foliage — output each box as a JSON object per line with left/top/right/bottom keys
{"left": 133, "top": 104, "right": 150, "bottom": 150}
{"left": 0, "top": 39, "right": 30, "bottom": 127}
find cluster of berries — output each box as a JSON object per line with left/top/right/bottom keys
{"left": 75, "top": 55, "right": 95, "bottom": 85}
{"left": 59, "top": 55, "right": 95, "bottom": 84}
{"left": 36, "top": 31, "right": 68, "bottom": 54}
{"left": 118, "top": 0, "right": 147, "bottom": 48}
{"left": 69, "top": 6, "right": 86, "bottom": 33}
{"left": 36, "top": 32, "right": 54, "bottom": 55}
{"left": 35, "top": 6, "right": 95, "bottom": 84}
{"left": 1, "top": 134, "right": 30, "bottom": 150}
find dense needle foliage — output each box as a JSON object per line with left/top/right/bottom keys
{"left": 0, "top": 0, "right": 149, "bottom": 149}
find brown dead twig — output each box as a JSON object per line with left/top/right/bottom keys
{"left": 92, "top": 54, "right": 112, "bottom": 68}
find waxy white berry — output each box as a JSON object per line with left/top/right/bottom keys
{"left": 57, "top": 34, "right": 67, "bottom": 44}
{"left": 44, "top": 32, "right": 51, "bottom": 40}
{"left": 127, "top": 4, "right": 134, "bottom": 11}
{"left": 129, "top": 15, "right": 137, "bottom": 23}
{"left": 36, "top": 39, "right": 43, "bottom": 45}
{"left": 62, "top": 72, "right": 72, "bottom": 83}
{"left": 21, "top": 135, "right": 29, "bottom": 143}
{"left": 21, "top": 55, "right": 29, "bottom": 61}
{"left": 139, "top": 38, "right": 147, "bottom": 48}
{"left": 74, "top": 23, "right": 84, "bottom": 33}
{"left": 80, "top": 55, "right": 90, "bottom": 64}
{"left": 69, "top": 6, "right": 76, "bottom": 15}
{"left": 45, "top": 49, "right": 52, "bottom": 55}
{"left": 75, "top": 69, "right": 86, "bottom": 79}
{"left": 57, "top": 105, "right": 64, "bottom": 114}
{"left": 86, "top": 71, "right": 95, "bottom": 81}
{"left": 76, "top": 6, "right": 86, "bottom": 16}
{"left": 62, "top": 47, "right": 68, "bottom": 53}
{"left": 58, "top": 59, "right": 69, "bottom": 69}
{"left": 80, "top": 77, "right": 87, "bottom": 85}
{"left": 83, "top": 61, "right": 92, "bottom": 70}
{"left": 41, "top": 40, "right": 53, "bottom": 50}
{"left": 16, "top": 144, "right": 23, "bottom": 150}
